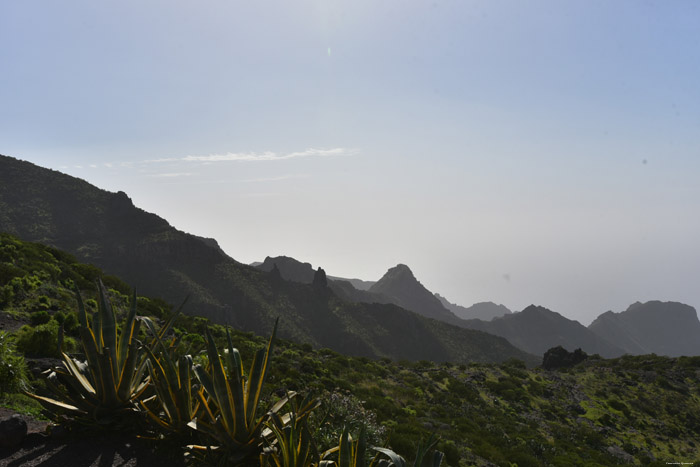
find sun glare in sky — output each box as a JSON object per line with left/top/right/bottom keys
{"left": 2, "top": 1, "right": 700, "bottom": 324}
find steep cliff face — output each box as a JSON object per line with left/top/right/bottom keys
{"left": 589, "top": 301, "right": 700, "bottom": 357}
{"left": 257, "top": 256, "right": 316, "bottom": 283}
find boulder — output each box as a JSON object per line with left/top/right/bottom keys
{"left": 0, "top": 413, "right": 28, "bottom": 448}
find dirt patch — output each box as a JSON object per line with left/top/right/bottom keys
{"left": 0, "top": 311, "right": 26, "bottom": 332}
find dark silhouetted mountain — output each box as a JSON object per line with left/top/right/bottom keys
{"left": 369, "top": 264, "right": 464, "bottom": 326}
{"left": 0, "top": 154, "right": 536, "bottom": 365}
{"left": 328, "top": 276, "right": 376, "bottom": 291}
{"left": 435, "top": 295, "right": 512, "bottom": 321}
{"left": 256, "top": 256, "right": 378, "bottom": 291}
{"left": 461, "top": 305, "right": 626, "bottom": 358}
{"left": 588, "top": 301, "right": 700, "bottom": 356}
{"left": 256, "top": 255, "right": 393, "bottom": 304}
{"left": 257, "top": 256, "right": 316, "bottom": 283}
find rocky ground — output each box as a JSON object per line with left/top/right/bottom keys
{"left": 0, "top": 409, "right": 185, "bottom": 467}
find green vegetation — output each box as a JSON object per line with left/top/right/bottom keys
{"left": 0, "top": 330, "right": 28, "bottom": 393}
{"left": 2, "top": 233, "right": 700, "bottom": 466}
{"left": 26, "top": 282, "right": 175, "bottom": 427}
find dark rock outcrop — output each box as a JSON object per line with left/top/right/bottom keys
{"left": 542, "top": 346, "right": 588, "bottom": 370}
{"left": 0, "top": 414, "right": 28, "bottom": 448}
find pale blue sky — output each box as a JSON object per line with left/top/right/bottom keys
{"left": 2, "top": 1, "right": 700, "bottom": 324}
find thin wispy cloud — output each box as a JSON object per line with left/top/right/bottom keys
{"left": 146, "top": 147, "right": 357, "bottom": 164}
{"left": 240, "top": 174, "right": 310, "bottom": 183}
{"left": 148, "top": 172, "right": 194, "bottom": 178}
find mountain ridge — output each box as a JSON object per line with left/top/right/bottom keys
{"left": 461, "top": 305, "right": 627, "bottom": 358}
{"left": 435, "top": 294, "right": 512, "bottom": 321}
{"left": 0, "top": 154, "right": 537, "bottom": 365}
{"left": 588, "top": 301, "right": 700, "bottom": 357}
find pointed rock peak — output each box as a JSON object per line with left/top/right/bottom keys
{"left": 383, "top": 263, "right": 415, "bottom": 279}
{"left": 625, "top": 301, "right": 644, "bottom": 312}
{"left": 313, "top": 267, "right": 328, "bottom": 288}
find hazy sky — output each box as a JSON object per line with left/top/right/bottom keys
{"left": 3, "top": 1, "right": 700, "bottom": 325}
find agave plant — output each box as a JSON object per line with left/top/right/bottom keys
{"left": 372, "top": 434, "right": 444, "bottom": 467}
{"left": 259, "top": 393, "right": 322, "bottom": 467}
{"left": 188, "top": 319, "right": 284, "bottom": 465}
{"left": 139, "top": 330, "right": 199, "bottom": 435}
{"left": 331, "top": 426, "right": 372, "bottom": 467}
{"left": 27, "top": 280, "right": 178, "bottom": 427}
{"left": 320, "top": 429, "right": 444, "bottom": 467}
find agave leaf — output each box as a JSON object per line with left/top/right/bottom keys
{"left": 224, "top": 329, "right": 247, "bottom": 438}
{"left": 61, "top": 353, "right": 96, "bottom": 396}
{"left": 245, "top": 318, "right": 278, "bottom": 428}
{"left": 117, "top": 290, "right": 139, "bottom": 372}
{"left": 27, "top": 393, "right": 84, "bottom": 413}
{"left": 320, "top": 445, "right": 340, "bottom": 460}
{"left": 116, "top": 340, "right": 143, "bottom": 402}
{"left": 338, "top": 426, "right": 352, "bottom": 467}
{"left": 97, "top": 280, "right": 119, "bottom": 383}
{"left": 203, "top": 328, "right": 235, "bottom": 434}
{"left": 356, "top": 425, "right": 367, "bottom": 467}
{"left": 96, "top": 350, "right": 119, "bottom": 406}
{"left": 175, "top": 354, "right": 195, "bottom": 420}
{"left": 373, "top": 448, "right": 406, "bottom": 467}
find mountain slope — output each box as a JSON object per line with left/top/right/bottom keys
{"left": 461, "top": 305, "right": 626, "bottom": 358}
{"left": 0, "top": 154, "right": 535, "bottom": 364}
{"left": 369, "top": 264, "right": 465, "bottom": 326}
{"left": 435, "top": 294, "right": 512, "bottom": 321}
{"left": 588, "top": 301, "right": 700, "bottom": 356}
{"left": 255, "top": 255, "right": 392, "bottom": 305}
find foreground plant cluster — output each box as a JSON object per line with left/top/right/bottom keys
{"left": 2, "top": 234, "right": 700, "bottom": 466}
{"left": 30, "top": 280, "right": 443, "bottom": 466}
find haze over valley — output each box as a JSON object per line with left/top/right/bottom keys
{"left": 3, "top": 1, "right": 700, "bottom": 326}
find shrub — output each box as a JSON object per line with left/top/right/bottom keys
{"left": 15, "top": 322, "right": 62, "bottom": 357}
{"left": 312, "top": 390, "right": 387, "bottom": 451}
{"left": 542, "top": 346, "right": 588, "bottom": 370}
{"left": 0, "top": 331, "right": 29, "bottom": 394}
{"left": 30, "top": 310, "right": 51, "bottom": 325}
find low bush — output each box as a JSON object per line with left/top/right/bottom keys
{"left": 0, "top": 331, "right": 29, "bottom": 394}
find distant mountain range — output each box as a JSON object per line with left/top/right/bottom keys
{"left": 0, "top": 154, "right": 536, "bottom": 365}
{"left": 460, "top": 305, "right": 626, "bottom": 358}
{"left": 588, "top": 301, "right": 700, "bottom": 357}
{"left": 3, "top": 154, "right": 700, "bottom": 362}
{"left": 255, "top": 254, "right": 700, "bottom": 359}
{"left": 435, "top": 294, "right": 511, "bottom": 321}
{"left": 257, "top": 257, "right": 464, "bottom": 325}
{"left": 368, "top": 264, "right": 467, "bottom": 326}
